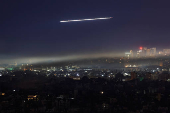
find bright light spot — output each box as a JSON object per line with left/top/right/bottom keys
{"left": 101, "top": 91, "right": 104, "bottom": 94}
{"left": 83, "top": 19, "right": 96, "bottom": 20}
{"left": 102, "top": 75, "right": 104, "bottom": 77}
{"left": 124, "top": 73, "right": 128, "bottom": 76}
{"left": 70, "top": 20, "right": 83, "bottom": 21}
{"left": 95, "top": 18, "right": 110, "bottom": 19}
{"left": 13, "top": 90, "right": 15, "bottom": 92}
{"left": 60, "top": 20, "right": 67, "bottom": 22}
{"left": 60, "top": 17, "right": 112, "bottom": 22}
{"left": 2, "top": 93, "right": 5, "bottom": 95}
{"left": 140, "top": 47, "right": 143, "bottom": 50}
{"left": 77, "top": 74, "right": 79, "bottom": 76}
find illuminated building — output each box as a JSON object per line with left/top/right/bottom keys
{"left": 130, "top": 50, "right": 133, "bottom": 58}
{"left": 125, "top": 52, "right": 131, "bottom": 59}
{"left": 137, "top": 50, "right": 142, "bottom": 58}
{"left": 136, "top": 47, "right": 156, "bottom": 57}
{"left": 137, "top": 47, "right": 143, "bottom": 58}
{"left": 142, "top": 47, "right": 147, "bottom": 57}
{"left": 27, "top": 95, "right": 38, "bottom": 101}
{"left": 159, "top": 51, "right": 164, "bottom": 55}
{"left": 125, "top": 50, "right": 134, "bottom": 59}
{"left": 150, "top": 48, "right": 156, "bottom": 56}
{"left": 163, "top": 49, "right": 170, "bottom": 55}
{"left": 146, "top": 49, "right": 150, "bottom": 56}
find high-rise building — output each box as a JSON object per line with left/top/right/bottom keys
{"left": 150, "top": 48, "right": 156, "bottom": 56}
{"left": 137, "top": 50, "right": 142, "bottom": 58}
{"left": 159, "top": 51, "right": 164, "bottom": 55}
{"left": 130, "top": 50, "right": 133, "bottom": 58}
{"left": 146, "top": 49, "right": 150, "bottom": 56}
{"left": 125, "top": 52, "right": 131, "bottom": 59}
{"left": 125, "top": 50, "right": 134, "bottom": 59}
{"left": 142, "top": 47, "right": 147, "bottom": 57}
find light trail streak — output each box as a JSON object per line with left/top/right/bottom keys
{"left": 60, "top": 17, "right": 112, "bottom": 22}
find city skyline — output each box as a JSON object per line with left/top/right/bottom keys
{"left": 1, "top": 46, "right": 170, "bottom": 64}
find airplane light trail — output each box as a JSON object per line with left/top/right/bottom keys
{"left": 60, "top": 17, "right": 112, "bottom": 22}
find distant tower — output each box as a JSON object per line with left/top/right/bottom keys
{"left": 150, "top": 48, "right": 156, "bottom": 56}
{"left": 137, "top": 47, "right": 143, "bottom": 58}
{"left": 125, "top": 52, "right": 130, "bottom": 59}
{"left": 130, "top": 50, "right": 133, "bottom": 58}
{"left": 146, "top": 49, "right": 150, "bottom": 56}
{"left": 137, "top": 48, "right": 142, "bottom": 58}
{"left": 142, "top": 47, "right": 147, "bottom": 57}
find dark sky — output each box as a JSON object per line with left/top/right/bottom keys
{"left": 1, "top": 0, "right": 170, "bottom": 63}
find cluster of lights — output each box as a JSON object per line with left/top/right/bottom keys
{"left": 60, "top": 17, "right": 112, "bottom": 22}
{"left": 125, "top": 65, "right": 137, "bottom": 67}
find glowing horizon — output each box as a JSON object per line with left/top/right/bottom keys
{"left": 0, "top": 52, "right": 122, "bottom": 65}
{"left": 60, "top": 17, "right": 112, "bottom": 22}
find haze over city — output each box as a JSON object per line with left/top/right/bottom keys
{"left": 1, "top": 0, "right": 170, "bottom": 64}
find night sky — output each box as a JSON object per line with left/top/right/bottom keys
{"left": 1, "top": 0, "right": 170, "bottom": 63}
